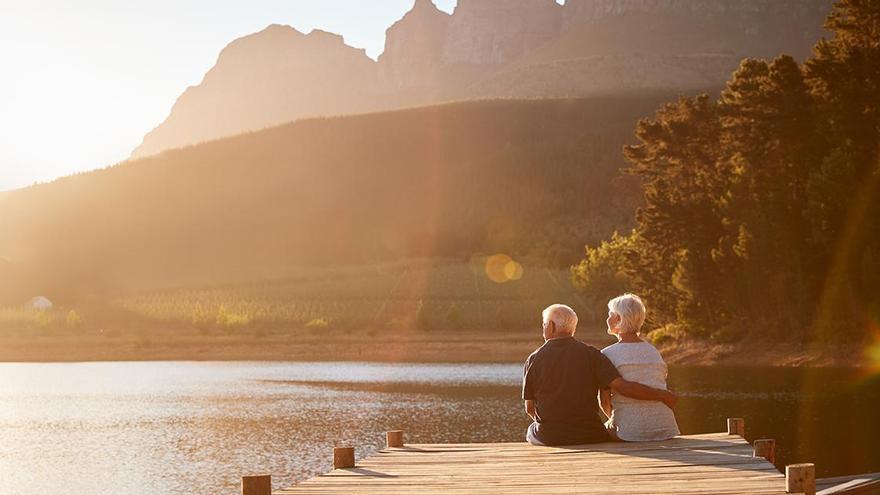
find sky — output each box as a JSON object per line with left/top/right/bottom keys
{"left": 0, "top": 0, "right": 458, "bottom": 191}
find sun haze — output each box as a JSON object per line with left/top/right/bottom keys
{"left": 0, "top": 0, "right": 456, "bottom": 191}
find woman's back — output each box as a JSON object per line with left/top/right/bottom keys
{"left": 601, "top": 341, "right": 680, "bottom": 441}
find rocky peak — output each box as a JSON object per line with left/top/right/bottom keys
{"left": 131, "top": 24, "right": 381, "bottom": 159}
{"left": 378, "top": 0, "right": 451, "bottom": 94}
{"left": 214, "top": 24, "right": 303, "bottom": 64}
{"left": 412, "top": 0, "right": 439, "bottom": 13}
{"left": 132, "top": 0, "right": 833, "bottom": 159}
{"left": 442, "top": 0, "right": 562, "bottom": 66}
{"left": 305, "top": 29, "right": 347, "bottom": 46}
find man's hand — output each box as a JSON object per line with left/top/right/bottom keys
{"left": 609, "top": 377, "right": 677, "bottom": 410}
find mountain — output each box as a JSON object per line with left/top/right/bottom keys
{"left": 131, "top": 0, "right": 832, "bottom": 159}
{"left": 441, "top": 0, "right": 562, "bottom": 67}
{"left": 463, "top": 0, "right": 831, "bottom": 98}
{"left": 131, "top": 25, "right": 384, "bottom": 158}
{"left": 560, "top": 0, "right": 828, "bottom": 58}
{"left": 378, "top": 0, "right": 451, "bottom": 102}
{"left": 0, "top": 95, "right": 673, "bottom": 301}
{"left": 551, "top": 0, "right": 828, "bottom": 62}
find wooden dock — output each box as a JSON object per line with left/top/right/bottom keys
{"left": 236, "top": 419, "right": 823, "bottom": 495}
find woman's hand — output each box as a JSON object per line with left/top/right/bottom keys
{"left": 599, "top": 389, "right": 612, "bottom": 419}
{"left": 660, "top": 390, "right": 677, "bottom": 410}
{"left": 524, "top": 399, "right": 537, "bottom": 422}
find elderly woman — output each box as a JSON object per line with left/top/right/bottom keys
{"left": 600, "top": 293, "right": 680, "bottom": 441}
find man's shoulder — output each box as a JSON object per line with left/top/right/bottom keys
{"left": 575, "top": 340, "right": 618, "bottom": 368}
{"left": 527, "top": 342, "right": 551, "bottom": 361}
{"left": 574, "top": 338, "right": 604, "bottom": 355}
{"left": 527, "top": 338, "right": 603, "bottom": 361}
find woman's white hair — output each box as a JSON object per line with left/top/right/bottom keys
{"left": 542, "top": 304, "right": 578, "bottom": 334}
{"left": 608, "top": 293, "right": 646, "bottom": 334}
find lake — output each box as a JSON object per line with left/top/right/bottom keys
{"left": 1, "top": 361, "right": 878, "bottom": 494}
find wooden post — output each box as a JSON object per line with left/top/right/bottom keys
{"left": 387, "top": 430, "right": 404, "bottom": 448}
{"left": 753, "top": 438, "right": 776, "bottom": 464}
{"left": 786, "top": 463, "right": 815, "bottom": 495}
{"left": 333, "top": 446, "right": 355, "bottom": 469}
{"left": 241, "top": 475, "right": 271, "bottom": 495}
{"left": 727, "top": 417, "right": 745, "bottom": 436}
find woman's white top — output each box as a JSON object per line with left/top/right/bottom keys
{"left": 601, "top": 341, "right": 680, "bottom": 442}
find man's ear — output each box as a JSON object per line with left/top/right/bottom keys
{"left": 547, "top": 321, "right": 555, "bottom": 337}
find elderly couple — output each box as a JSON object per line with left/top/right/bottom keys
{"left": 523, "top": 294, "right": 679, "bottom": 446}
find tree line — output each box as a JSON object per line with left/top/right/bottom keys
{"left": 573, "top": 0, "right": 880, "bottom": 344}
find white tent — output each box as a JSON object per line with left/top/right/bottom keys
{"left": 26, "top": 296, "right": 53, "bottom": 310}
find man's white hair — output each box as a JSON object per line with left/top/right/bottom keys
{"left": 542, "top": 304, "right": 578, "bottom": 334}
{"left": 608, "top": 293, "right": 646, "bottom": 334}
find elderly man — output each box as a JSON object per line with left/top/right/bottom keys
{"left": 523, "top": 303, "right": 677, "bottom": 446}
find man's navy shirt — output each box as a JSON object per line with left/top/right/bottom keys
{"left": 522, "top": 336, "right": 621, "bottom": 445}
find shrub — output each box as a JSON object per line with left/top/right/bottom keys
{"left": 306, "top": 317, "right": 330, "bottom": 329}
{"left": 191, "top": 302, "right": 210, "bottom": 328}
{"left": 571, "top": 231, "right": 638, "bottom": 308}
{"left": 34, "top": 311, "right": 54, "bottom": 327}
{"left": 65, "top": 310, "right": 82, "bottom": 328}
{"left": 216, "top": 304, "right": 250, "bottom": 329}
{"left": 647, "top": 324, "right": 686, "bottom": 347}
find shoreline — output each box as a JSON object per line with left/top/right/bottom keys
{"left": 657, "top": 339, "right": 872, "bottom": 368}
{"left": 0, "top": 328, "right": 872, "bottom": 367}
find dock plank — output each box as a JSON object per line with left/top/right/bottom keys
{"left": 276, "top": 433, "right": 788, "bottom": 494}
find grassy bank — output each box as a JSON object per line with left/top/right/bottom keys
{"left": 1, "top": 258, "right": 593, "bottom": 331}
{"left": 0, "top": 326, "right": 547, "bottom": 363}
{"left": 0, "top": 323, "right": 870, "bottom": 367}
{"left": 0, "top": 258, "right": 600, "bottom": 362}
{"left": 3, "top": 257, "right": 873, "bottom": 366}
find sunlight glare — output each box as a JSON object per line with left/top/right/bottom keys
{"left": 485, "top": 254, "right": 524, "bottom": 284}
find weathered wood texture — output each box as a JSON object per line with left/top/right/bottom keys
{"left": 332, "top": 447, "right": 355, "bottom": 469}
{"left": 242, "top": 475, "right": 272, "bottom": 495}
{"left": 277, "top": 433, "right": 789, "bottom": 494}
{"left": 728, "top": 418, "right": 745, "bottom": 436}
{"left": 788, "top": 463, "right": 817, "bottom": 495}
{"left": 816, "top": 472, "right": 880, "bottom": 495}
{"left": 754, "top": 438, "right": 777, "bottom": 464}
{"left": 386, "top": 430, "right": 404, "bottom": 448}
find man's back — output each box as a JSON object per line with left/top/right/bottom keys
{"left": 522, "top": 336, "right": 620, "bottom": 445}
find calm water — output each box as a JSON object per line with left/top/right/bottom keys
{"left": 0, "top": 362, "right": 878, "bottom": 495}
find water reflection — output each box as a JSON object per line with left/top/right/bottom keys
{"left": 0, "top": 362, "right": 877, "bottom": 495}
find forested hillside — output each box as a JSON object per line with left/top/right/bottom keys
{"left": 573, "top": 0, "right": 880, "bottom": 344}
{"left": 0, "top": 95, "right": 674, "bottom": 303}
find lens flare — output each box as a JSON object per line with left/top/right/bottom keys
{"left": 485, "top": 254, "right": 511, "bottom": 283}
{"left": 504, "top": 260, "right": 523, "bottom": 281}
{"left": 485, "top": 254, "right": 524, "bottom": 283}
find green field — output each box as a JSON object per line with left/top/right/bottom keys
{"left": 1, "top": 258, "right": 598, "bottom": 335}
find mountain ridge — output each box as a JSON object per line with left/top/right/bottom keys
{"left": 131, "top": 0, "right": 832, "bottom": 159}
